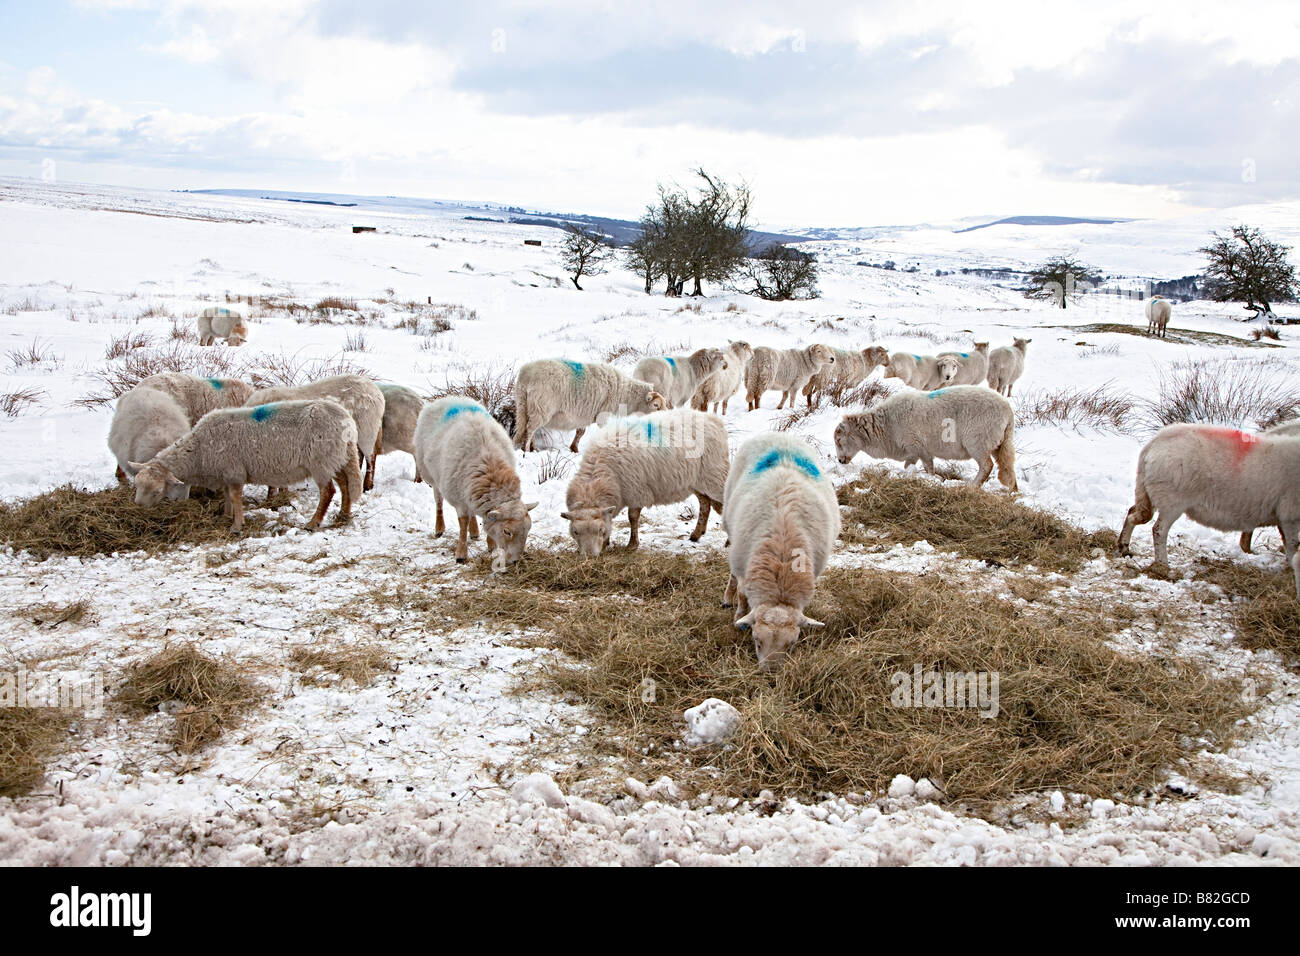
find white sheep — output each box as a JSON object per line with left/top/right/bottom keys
{"left": 936, "top": 343, "right": 990, "bottom": 387}
{"left": 634, "top": 348, "right": 727, "bottom": 408}
{"left": 1145, "top": 296, "right": 1172, "bottom": 338}
{"left": 745, "top": 344, "right": 836, "bottom": 410}
{"left": 131, "top": 399, "right": 361, "bottom": 532}
{"left": 801, "top": 345, "right": 889, "bottom": 407}
{"left": 414, "top": 397, "right": 537, "bottom": 564}
{"left": 513, "top": 359, "right": 666, "bottom": 453}
{"left": 109, "top": 386, "right": 191, "bottom": 492}
{"left": 246, "top": 374, "right": 384, "bottom": 491}
{"left": 1114, "top": 425, "right": 1300, "bottom": 597}
{"left": 136, "top": 372, "right": 255, "bottom": 425}
{"left": 692, "top": 341, "right": 753, "bottom": 415}
{"left": 1240, "top": 419, "right": 1300, "bottom": 552}
{"left": 721, "top": 432, "right": 840, "bottom": 671}
{"left": 561, "top": 408, "right": 729, "bottom": 556}
{"left": 377, "top": 383, "right": 425, "bottom": 481}
{"left": 197, "top": 306, "right": 248, "bottom": 346}
{"left": 985, "top": 338, "right": 1031, "bottom": 397}
{"left": 883, "top": 351, "right": 945, "bottom": 391}
{"left": 834, "top": 386, "right": 1018, "bottom": 490}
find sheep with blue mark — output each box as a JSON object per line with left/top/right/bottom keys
{"left": 721, "top": 432, "right": 840, "bottom": 671}
{"left": 834, "top": 385, "right": 1017, "bottom": 490}
{"left": 109, "top": 386, "right": 192, "bottom": 492}
{"left": 197, "top": 306, "right": 249, "bottom": 346}
{"left": 692, "top": 341, "right": 753, "bottom": 415}
{"left": 883, "top": 351, "right": 945, "bottom": 390}
{"left": 936, "top": 343, "right": 989, "bottom": 386}
{"left": 414, "top": 396, "right": 537, "bottom": 564}
{"left": 802, "top": 345, "right": 889, "bottom": 407}
{"left": 634, "top": 348, "right": 728, "bottom": 408}
{"left": 376, "top": 383, "right": 425, "bottom": 481}
{"left": 561, "top": 407, "right": 729, "bottom": 556}
{"left": 513, "top": 359, "right": 666, "bottom": 453}
{"left": 130, "top": 399, "right": 361, "bottom": 532}
{"left": 136, "top": 372, "right": 255, "bottom": 426}
{"left": 745, "top": 343, "right": 836, "bottom": 410}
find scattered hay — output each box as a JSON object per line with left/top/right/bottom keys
{"left": 0, "top": 708, "right": 71, "bottom": 798}
{"left": 1194, "top": 559, "right": 1300, "bottom": 666}
{"left": 838, "top": 470, "right": 1116, "bottom": 572}
{"left": 17, "top": 600, "right": 93, "bottom": 628}
{"left": 116, "top": 645, "right": 258, "bottom": 753}
{"left": 290, "top": 644, "right": 391, "bottom": 688}
{"left": 1067, "top": 323, "right": 1279, "bottom": 349}
{"left": 0, "top": 484, "right": 273, "bottom": 559}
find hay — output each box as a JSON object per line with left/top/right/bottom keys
{"left": 116, "top": 645, "right": 258, "bottom": 753}
{"left": 1195, "top": 559, "right": 1300, "bottom": 666}
{"left": 0, "top": 708, "right": 70, "bottom": 798}
{"left": 0, "top": 484, "right": 274, "bottom": 559}
{"left": 290, "top": 644, "right": 391, "bottom": 687}
{"left": 388, "top": 549, "right": 1251, "bottom": 805}
{"left": 838, "top": 471, "right": 1116, "bottom": 571}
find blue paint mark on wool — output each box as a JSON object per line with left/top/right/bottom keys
{"left": 927, "top": 389, "right": 947, "bottom": 398}
{"left": 958, "top": 352, "right": 969, "bottom": 358}
{"left": 208, "top": 378, "right": 224, "bottom": 389}
{"left": 443, "top": 402, "right": 487, "bottom": 421}
{"left": 249, "top": 404, "right": 276, "bottom": 422}
{"left": 911, "top": 354, "right": 922, "bottom": 361}
{"left": 561, "top": 360, "right": 585, "bottom": 378}
{"left": 751, "top": 449, "right": 821, "bottom": 479}
{"left": 664, "top": 357, "right": 677, "bottom": 371}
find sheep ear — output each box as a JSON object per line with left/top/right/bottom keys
{"left": 128, "top": 462, "right": 147, "bottom": 471}
{"left": 486, "top": 509, "right": 501, "bottom": 520}
{"left": 799, "top": 614, "right": 825, "bottom": 629}
{"left": 601, "top": 507, "right": 619, "bottom": 521}
{"left": 524, "top": 501, "right": 538, "bottom": 511}
{"left": 165, "top": 473, "right": 185, "bottom": 488}
{"left": 560, "top": 511, "right": 573, "bottom": 521}
{"left": 735, "top": 610, "right": 756, "bottom": 631}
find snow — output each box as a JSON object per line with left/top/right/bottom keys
{"left": 2, "top": 176, "right": 1300, "bottom": 865}
{"left": 682, "top": 698, "right": 742, "bottom": 746}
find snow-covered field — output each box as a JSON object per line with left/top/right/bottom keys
{"left": 2, "top": 176, "right": 1299, "bottom": 865}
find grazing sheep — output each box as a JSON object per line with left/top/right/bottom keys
{"left": 1145, "top": 296, "right": 1172, "bottom": 338}
{"left": 692, "top": 341, "right": 754, "bottom": 415}
{"left": 745, "top": 344, "right": 836, "bottom": 410}
{"left": 414, "top": 397, "right": 536, "bottom": 564}
{"left": 513, "top": 359, "right": 666, "bottom": 453}
{"left": 246, "top": 374, "right": 384, "bottom": 492}
{"left": 985, "top": 339, "right": 1031, "bottom": 397}
{"left": 1117, "top": 424, "right": 1300, "bottom": 596}
{"left": 936, "top": 343, "right": 990, "bottom": 386}
{"left": 137, "top": 372, "right": 255, "bottom": 425}
{"left": 109, "top": 386, "right": 191, "bottom": 492}
{"left": 721, "top": 433, "right": 840, "bottom": 671}
{"left": 634, "top": 348, "right": 728, "bottom": 408}
{"left": 801, "top": 345, "right": 889, "bottom": 407}
{"left": 197, "top": 306, "right": 248, "bottom": 346}
{"left": 834, "top": 386, "right": 1017, "bottom": 490}
{"left": 883, "top": 351, "right": 945, "bottom": 391}
{"left": 131, "top": 399, "right": 361, "bottom": 532}
{"left": 561, "top": 408, "right": 729, "bottom": 556}
{"left": 1240, "top": 419, "right": 1300, "bottom": 552}
{"left": 377, "top": 383, "right": 425, "bottom": 481}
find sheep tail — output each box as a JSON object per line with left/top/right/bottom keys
{"left": 343, "top": 441, "right": 363, "bottom": 502}
{"left": 994, "top": 419, "right": 1018, "bottom": 491}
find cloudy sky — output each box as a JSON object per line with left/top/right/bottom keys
{"left": 1, "top": 0, "right": 1297, "bottom": 226}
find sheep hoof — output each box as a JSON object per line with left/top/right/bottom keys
{"left": 688, "top": 533, "right": 702, "bottom": 542}
{"left": 456, "top": 556, "right": 467, "bottom": 564}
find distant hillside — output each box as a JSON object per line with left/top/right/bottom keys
{"left": 955, "top": 215, "right": 1133, "bottom": 233}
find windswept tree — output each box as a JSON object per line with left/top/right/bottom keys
{"left": 1024, "top": 256, "right": 1102, "bottom": 309}
{"left": 739, "top": 244, "right": 820, "bottom": 301}
{"left": 1200, "top": 225, "right": 1298, "bottom": 319}
{"left": 559, "top": 223, "right": 613, "bottom": 291}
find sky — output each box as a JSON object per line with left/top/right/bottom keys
{"left": 0, "top": 0, "right": 1297, "bottom": 227}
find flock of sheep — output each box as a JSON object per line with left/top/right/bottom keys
{"left": 104, "top": 297, "right": 1300, "bottom": 670}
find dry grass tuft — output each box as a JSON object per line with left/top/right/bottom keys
{"left": 0, "top": 484, "right": 273, "bottom": 559}
{"left": 18, "top": 600, "right": 93, "bottom": 628}
{"left": 116, "top": 645, "right": 258, "bottom": 753}
{"left": 1, "top": 387, "right": 45, "bottom": 418}
{"left": 0, "top": 709, "right": 71, "bottom": 798}
{"left": 838, "top": 471, "right": 1116, "bottom": 571}
{"left": 426, "top": 362, "right": 517, "bottom": 436}
{"left": 105, "top": 330, "right": 155, "bottom": 360}
{"left": 1143, "top": 358, "right": 1300, "bottom": 432}
{"left": 1194, "top": 559, "right": 1300, "bottom": 666}
{"left": 290, "top": 644, "right": 391, "bottom": 687}
{"left": 1016, "top": 384, "right": 1136, "bottom": 431}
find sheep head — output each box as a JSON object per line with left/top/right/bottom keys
{"left": 808, "top": 343, "right": 835, "bottom": 368}
{"left": 936, "top": 356, "right": 962, "bottom": 384}
{"left": 129, "top": 460, "right": 188, "bottom": 506}
{"left": 561, "top": 505, "right": 618, "bottom": 557}
{"left": 736, "top": 603, "right": 824, "bottom": 671}
{"left": 484, "top": 500, "right": 537, "bottom": 565}
{"left": 833, "top": 418, "right": 864, "bottom": 464}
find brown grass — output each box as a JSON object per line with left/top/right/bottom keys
{"left": 385, "top": 550, "right": 1252, "bottom": 804}
{"left": 0, "top": 708, "right": 70, "bottom": 798}
{"left": 290, "top": 644, "right": 391, "bottom": 688}
{"left": 0, "top": 484, "right": 273, "bottom": 559}
{"left": 1194, "top": 558, "right": 1300, "bottom": 666}
{"left": 17, "top": 599, "right": 93, "bottom": 628}
{"left": 105, "top": 330, "right": 155, "bottom": 359}
{"left": 838, "top": 471, "right": 1116, "bottom": 571}
{"left": 1069, "top": 323, "right": 1280, "bottom": 349}
{"left": 1143, "top": 358, "right": 1300, "bottom": 432}
{"left": 425, "top": 361, "right": 517, "bottom": 435}
{"left": 116, "top": 645, "right": 258, "bottom": 753}
{"left": 1015, "top": 384, "right": 1136, "bottom": 431}
{"left": 1, "top": 387, "right": 45, "bottom": 418}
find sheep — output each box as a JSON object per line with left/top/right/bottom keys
{"left": 414, "top": 397, "right": 537, "bottom": 564}
{"left": 1117, "top": 424, "right": 1300, "bottom": 597}
{"left": 245, "top": 374, "right": 384, "bottom": 492}
{"left": 834, "top": 386, "right": 1018, "bottom": 490}
{"left": 513, "top": 359, "right": 667, "bottom": 453}
{"left": 1145, "top": 296, "right": 1172, "bottom": 338}
{"left": 1240, "top": 419, "right": 1300, "bottom": 552}
{"left": 985, "top": 338, "right": 1031, "bottom": 397}
{"left": 131, "top": 399, "right": 361, "bottom": 532}
{"left": 136, "top": 372, "right": 255, "bottom": 425}
{"left": 721, "top": 433, "right": 840, "bottom": 671}
{"left": 561, "top": 408, "right": 729, "bottom": 556}
{"left": 692, "top": 341, "right": 754, "bottom": 415}
{"left": 109, "top": 386, "right": 191, "bottom": 491}
{"left": 377, "top": 383, "right": 425, "bottom": 481}
{"left": 745, "top": 344, "right": 836, "bottom": 410}
{"left": 197, "top": 306, "right": 248, "bottom": 346}
{"left": 883, "top": 351, "right": 945, "bottom": 391}
{"left": 801, "top": 345, "right": 889, "bottom": 407}
{"left": 936, "top": 343, "right": 990, "bottom": 387}
{"left": 634, "top": 348, "right": 727, "bottom": 408}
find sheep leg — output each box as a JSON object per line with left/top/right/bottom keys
{"left": 921, "top": 456, "right": 936, "bottom": 475}
{"left": 1240, "top": 530, "right": 1255, "bottom": 554}
{"left": 627, "top": 508, "right": 641, "bottom": 549}
{"left": 735, "top": 590, "right": 751, "bottom": 620}
{"left": 570, "top": 428, "right": 586, "bottom": 453}
{"left": 1151, "top": 508, "right": 1183, "bottom": 567}
{"left": 1281, "top": 519, "right": 1298, "bottom": 571}
{"left": 455, "top": 515, "right": 470, "bottom": 563}
{"left": 468, "top": 514, "right": 480, "bottom": 539}
{"left": 1117, "top": 486, "right": 1153, "bottom": 555}
{"left": 723, "top": 573, "right": 738, "bottom": 608}
{"left": 434, "top": 489, "right": 446, "bottom": 537}
{"left": 334, "top": 466, "right": 353, "bottom": 522}
{"left": 226, "top": 485, "right": 245, "bottom": 533}
{"left": 689, "top": 493, "right": 711, "bottom": 541}
{"left": 308, "top": 479, "right": 335, "bottom": 530}
{"left": 776, "top": 391, "right": 788, "bottom": 409}
{"left": 973, "top": 453, "right": 994, "bottom": 486}
{"left": 115, "top": 465, "right": 128, "bottom": 485}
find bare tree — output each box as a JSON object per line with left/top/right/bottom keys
{"left": 559, "top": 223, "right": 613, "bottom": 291}
{"left": 1200, "top": 225, "right": 1298, "bottom": 320}
{"left": 739, "top": 244, "right": 820, "bottom": 300}
{"left": 1024, "top": 256, "right": 1102, "bottom": 309}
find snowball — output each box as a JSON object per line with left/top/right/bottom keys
{"left": 1090, "top": 798, "right": 1115, "bottom": 820}
{"left": 888, "top": 774, "right": 916, "bottom": 798}
{"left": 682, "top": 698, "right": 741, "bottom": 746}
{"left": 511, "top": 773, "right": 565, "bottom": 808}
{"left": 914, "top": 778, "right": 938, "bottom": 801}
{"left": 1049, "top": 791, "right": 1066, "bottom": 814}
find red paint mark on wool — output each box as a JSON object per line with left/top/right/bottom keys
{"left": 1200, "top": 425, "right": 1262, "bottom": 465}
